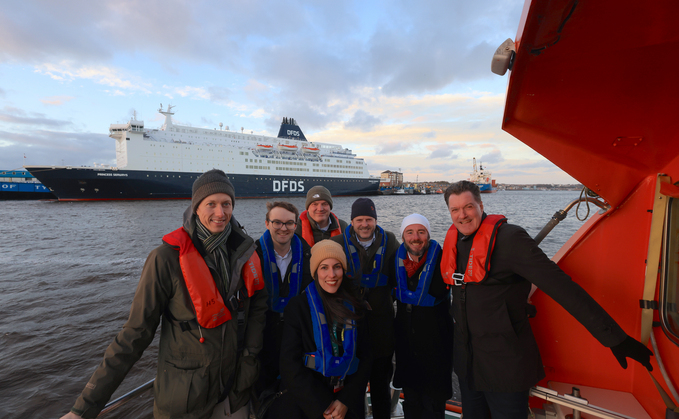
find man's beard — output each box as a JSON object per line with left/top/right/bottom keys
{"left": 405, "top": 239, "right": 429, "bottom": 258}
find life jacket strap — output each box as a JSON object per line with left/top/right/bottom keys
{"left": 304, "top": 354, "right": 316, "bottom": 369}
{"left": 452, "top": 272, "right": 465, "bottom": 286}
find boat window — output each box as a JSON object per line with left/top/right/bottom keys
{"left": 661, "top": 195, "right": 679, "bottom": 347}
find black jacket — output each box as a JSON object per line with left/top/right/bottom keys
{"left": 254, "top": 237, "right": 313, "bottom": 396}
{"left": 451, "top": 218, "right": 627, "bottom": 392}
{"left": 392, "top": 245, "right": 453, "bottom": 399}
{"left": 331, "top": 226, "right": 399, "bottom": 358}
{"left": 280, "top": 291, "right": 372, "bottom": 419}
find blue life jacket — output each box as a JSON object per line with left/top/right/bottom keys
{"left": 304, "top": 283, "right": 359, "bottom": 378}
{"left": 343, "top": 225, "right": 388, "bottom": 288}
{"left": 259, "top": 231, "right": 304, "bottom": 313}
{"left": 394, "top": 240, "right": 443, "bottom": 307}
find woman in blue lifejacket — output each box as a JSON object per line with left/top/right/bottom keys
{"left": 280, "top": 240, "right": 372, "bottom": 419}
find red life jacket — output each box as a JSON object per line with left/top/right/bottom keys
{"left": 299, "top": 210, "right": 342, "bottom": 246}
{"left": 440, "top": 215, "right": 507, "bottom": 285}
{"left": 163, "top": 228, "right": 264, "bottom": 328}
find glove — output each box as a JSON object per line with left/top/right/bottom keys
{"left": 610, "top": 335, "right": 653, "bottom": 371}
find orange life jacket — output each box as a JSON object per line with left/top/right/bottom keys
{"left": 440, "top": 215, "right": 506, "bottom": 285}
{"left": 299, "top": 210, "right": 342, "bottom": 246}
{"left": 163, "top": 227, "right": 264, "bottom": 328}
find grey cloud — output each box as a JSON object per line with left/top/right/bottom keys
{"left": 429, "top": 163, "right": 456, "bottom": 173}
{"left": 376, "top": 142, "right": 415, "bottom": 155}
{"left": 479, "top": 149, "right": 504, "bottom": 164}
{"left": 0, "top": 129, "right": 113, "bottom": 168}
{"left": 208, "top": 86, "right": 233, "bottom": 105}
{"left": 344, "top": 110, "right": 382, "bottom": 132}
{"left": 0, "top": 108, "right": 72, "bottom": 127}
{"left": 427, "top": 144, "right": 458, "bottom": 160}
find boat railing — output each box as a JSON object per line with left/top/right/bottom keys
{"left": 98, "top": 379, "right": 154, "bottom": 416}
{"left": 530, "top": 386, "right": 635, "bottom": 419}
{"left": 533, "top": 192, "right": 609, "bottom": 245}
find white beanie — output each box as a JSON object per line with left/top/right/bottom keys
{"left": 400, "top": 213, "right": 431, "bottom": 236}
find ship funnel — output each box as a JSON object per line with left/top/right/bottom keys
{"left": 277, "top": 117, "right": 307, "bottom": 141}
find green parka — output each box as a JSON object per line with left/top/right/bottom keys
{"left": 71, "top": 208, "right": 268, "bottom": 418}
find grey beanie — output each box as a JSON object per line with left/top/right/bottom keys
{"left": 306, "top": 185, "right": 333, "bottom": 210}
{"left": 191, "top": 169, "right": 236, "bottom": 213}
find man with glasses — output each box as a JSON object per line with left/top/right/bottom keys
{"left": 252, "top": 201, "right": 313, "bottom": 418}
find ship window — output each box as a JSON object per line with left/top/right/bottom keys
{"left": 662, "top": 194, "right": 679, "bottom": 347}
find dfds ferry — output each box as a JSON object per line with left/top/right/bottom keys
{"left": 27, "top": 106, "right": 379, "bottom": 201}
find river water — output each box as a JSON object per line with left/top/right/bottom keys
{"left": 0, "top": 190, "right": 594, "bottom": 418}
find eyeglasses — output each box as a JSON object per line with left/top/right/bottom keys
{"left": 269, "top": 219, "right": 297, "bottom": 230}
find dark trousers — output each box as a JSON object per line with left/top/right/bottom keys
{"left": 369, "top": 355, "right": 394, "bottom": 419}
{"left": 459, "top": 378, "right": 529, "bottom": 419}
{"left": 402, "top": 386, "right": 447, "bottom": 419}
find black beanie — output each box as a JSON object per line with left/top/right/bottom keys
{"left": 351, "top": 198, "right": 377, "bottom": 220}
{"left": 191, "top": 169, "right": 236, "bottom": 213}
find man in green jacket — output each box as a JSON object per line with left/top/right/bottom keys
{"left": 61, "top": 169, "right": 268, "bottom": 419}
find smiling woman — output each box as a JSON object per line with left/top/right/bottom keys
{"left": 277, "top": 240, "right": 370, "bottom": 419}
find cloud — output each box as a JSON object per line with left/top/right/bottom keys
{"left": 34, "top": 61, "right": 152, "bottom": 94}
{"left": 0, "top": 107, "right": 72, "bottom": 127}
{"left": 375, "top": 141, "right": 417, "bottom": 155}
{"left": 0, "top": 87, "right": 5, "bottom": 98}
{"left": 40, "top": 95, "right": 75, "bottom": 106}
{"left": 478, "top": 148, "right": 504, "bottom": 164}
{"left": 427, "top": 143, "right": 462, "bottom": 159}
{"left": 0, "top": 129, "right": 113, "bottom": 168}
{"left": 344, "top": 110, "right": 382, "bottom": 132}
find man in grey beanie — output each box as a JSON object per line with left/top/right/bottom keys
{"left": 61, "top": 169, "right": 268, "bottom": 419}
{"left": 294, "top": 185, "right": 348, "bottom": 247}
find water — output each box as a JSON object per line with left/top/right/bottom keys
{"left": 0, "top": 191, "right": 594, "bottom": 418}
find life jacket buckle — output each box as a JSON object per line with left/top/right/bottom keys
{"left": 452, "top": 273, "right": 465, "bottom": 286}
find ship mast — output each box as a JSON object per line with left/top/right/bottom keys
{"left": 158, "top": 103, "right": 175, "bottom": 130}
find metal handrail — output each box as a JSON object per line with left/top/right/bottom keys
{"left": 533, "top": 197, "right": 609, "bottom": 245}
{"left": 530, "top": 386, "right": 636, "bottom": 419}
{"left": 99, "top": 379, "right": 154, "bottom": 416}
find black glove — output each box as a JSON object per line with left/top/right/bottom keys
{"left": 610, "top": 335, "right": 653, "bottom": 371}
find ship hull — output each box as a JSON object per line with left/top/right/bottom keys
{"left": 0, "top": 181, "right": 56, "bottom": 200}
{"left": 26, "top": 167, "right": 379, "bottom": 201}
{"left": 476, "top": 183, "right": 496, "bottom": 193}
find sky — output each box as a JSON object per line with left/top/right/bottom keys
{"left": 0, "top": 0, "right": 577, "bottom": 184}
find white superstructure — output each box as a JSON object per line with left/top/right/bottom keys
{"left": 108, "top": 105, "right": 370, "bottom": 178}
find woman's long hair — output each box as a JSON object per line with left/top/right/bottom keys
{"left": 313, "top": 271, "right": 364, "bottom": 326}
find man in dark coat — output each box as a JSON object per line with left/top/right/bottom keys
{"left": 61, "top": 169, "right": 267, "bottom": 419}
{"left": 331, "top": 197, "right": 399, "bottom": 419}
{"left": 295, "top": 185, "right": 348, "bottom": 247}
{"left": 442, "top": 180, "right": 653, "bottom": 419}
{"left": 253, "top": 201, "right": 313, "bottom": 418}
{"left": 392, "top": 214, "right": 453, "bottom": 419}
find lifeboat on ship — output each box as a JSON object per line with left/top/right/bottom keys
{"left": 277, "top": 143, "right": 298, "bottom": 152}
{"left": 256, "top": 144, "right": 274, "bottom": 151}
{"left": 301, "top": 145, "right": 320, "bottom": 154}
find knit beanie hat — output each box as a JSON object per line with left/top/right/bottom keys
{"left": 400, "top": 213, "right": 431, "bottom": 236}
{"left": 306, "top": 185, "right": 333, "bottom": 210}
{"left": 191, "top": 169, "right": 236, "bottom": 213}
{"left": 351, "top": 198, "right": 377, "bottom": 220}
{"left": 310, "top": 240, "right": 347, "bottom": 275}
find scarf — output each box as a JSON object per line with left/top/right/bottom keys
{"left": 196, "top": 219, "right": 232, "bottom": 300}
